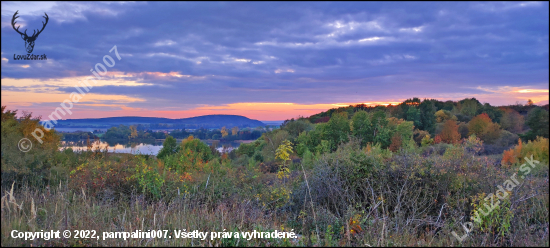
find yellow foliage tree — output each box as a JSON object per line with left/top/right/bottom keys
{"left": 129, "top": 125, "right": 138, "bottom": 139}
{"left": 221, "top": 126, "right": 228, "bottom": 137}
{"left": 275, "top": 140, "right": 293, "bottom": 181}
{"left": 232, "top": 126, "right": 239, "bottom": 136}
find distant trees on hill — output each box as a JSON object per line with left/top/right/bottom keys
{"left": 298, "top": 98, "right": 548, "bottom": 152}
{"left": 94, "top": 125, "right": 265, "bottom": 141}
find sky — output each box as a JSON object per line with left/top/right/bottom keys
{"left": 1, "top": 1, "right": 548, "bottom": 121}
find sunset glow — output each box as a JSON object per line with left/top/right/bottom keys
{"left": 1, "top": 1, "right": 548, "bottom": 122}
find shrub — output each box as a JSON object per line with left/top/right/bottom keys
{"left": 501, "top": 137, "right": 549, "bottom": 167}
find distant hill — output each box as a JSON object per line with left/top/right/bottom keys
{"left": 49, "top": 115, "right": 266, "bottom": 129}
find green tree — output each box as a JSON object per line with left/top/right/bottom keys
{"left": 323, "top": 112, "right": 350, "bottom": 151}
{"left": 395, "top": 120, "right": 414, "bottom": 141}
{"left": 405, "top": 106, "right": 422, "bottom": 129}
{"left": 157, "top": 135, "right": 179, "bottom": 160}
{"left": 480, "top": 103, "right": 503, "bottom": 123}
{"left": 295, "top": 127, "right": 323, "bottom": 157}
{"left": 181, "top": 135, "right": 213, "bottom": 162}
{"left": 459, "top": 98, "right": 482, "bottom": 117}
{"left": 261, "top": 129, "right": 290, "bottom": 161}
{"left": 371, "top": 111, "right": 392, "bottom": 148}
{"left": 419, "top": 99, "right": 437, "bottom": 134}
{"left": 351, "top": 110, "right": 371, "bottom": 147}
{"left": 280, "top": 118, "right": 313, "bottom": 139}
{"left": 523, "top": 107, "right": 549, "bottom": 140}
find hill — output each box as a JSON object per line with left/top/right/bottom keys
{"left": 49, "top": 115, "right": 265, "bottom": 129}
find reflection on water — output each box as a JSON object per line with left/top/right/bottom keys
{"left": 61, "top": 140, "right": 163, "bottom": 155}
{"left": 60, "top": 139, "right": 244, "bottom": 155}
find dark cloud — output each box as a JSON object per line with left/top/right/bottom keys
{"left": 1, "top": 1, "right": 548, "bottom": 110}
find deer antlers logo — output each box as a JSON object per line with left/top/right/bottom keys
{"left": 11, "top": 10, "right": 49, "bottom": 53}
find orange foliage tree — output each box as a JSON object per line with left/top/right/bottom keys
{"left": 468, "top": 113, "right": 492, "bottom": 137}
{"left": 440, "top": 119, "right": 461, "bottom": 144}
{"left": 468, "top": 113, "right": 502, "bottom": 144}
{"left": 389, "top": 133, "right": 402, "bottom": 152}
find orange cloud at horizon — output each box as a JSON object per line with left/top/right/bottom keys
{"left": 2, "top": 73, "right": 548, "bottom": 122}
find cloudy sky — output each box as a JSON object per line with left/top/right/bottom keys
{"left": 1, "top": 1, "right": 548, "bottom": 121}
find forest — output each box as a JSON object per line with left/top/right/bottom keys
{"left": 97, "top": 125, "right": 265, "bottom": 141}
{"left": 1, "top": 97, "right": 548, "bottom": 246}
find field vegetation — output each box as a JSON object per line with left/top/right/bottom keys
{"left": 1, "top": 98, "right": 548, "bottom": 246}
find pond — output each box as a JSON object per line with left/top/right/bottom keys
{"left": 60, "top": 139, "right": 248, "bottom": 156}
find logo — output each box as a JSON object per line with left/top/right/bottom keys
{"left": 11, "top": 10, "right": 48, "bottom": 53}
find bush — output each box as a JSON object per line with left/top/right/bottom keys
{"left": 501, "top": 137, "right": 549, "bottom": 167}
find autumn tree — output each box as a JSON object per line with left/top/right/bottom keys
{"left": 129, "top": 125, "right": 138, "bottom": 139}
{"left": 421, "top": 134, "right": 434, "bottom": 147}
{"left": 440, "top": 119, "right": 461, "bottom": 144}
{"left": 388, "top": 120, "right": 414, "bottom": 151}
{"left": 435, "top": 109, "right": 457, "bottom": 123}
{"left": 221, "top": 126, "right": 229, "bottom": 137}
{"left": 232, "top": 126, "right": 239, "bottom": 136}
{"left": 482, "top": 122, "right": 502, "bottom": 144}
{"left": 468, "top": 113, "right": 502, "bottom": 144}
{"left": 389, "top": 133, "right": 402, "bottom": 152}
{"left": 468, "top": 113, "right": 492, "bottom": 137}
{"left": 500, "top": 108, "right": 524, "bottom": 134}
{"left": 413, "top": 129, "right": 429, "bottom": 146}
{"left": 275, "top": 139, "right": 293, "bottom": 182}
